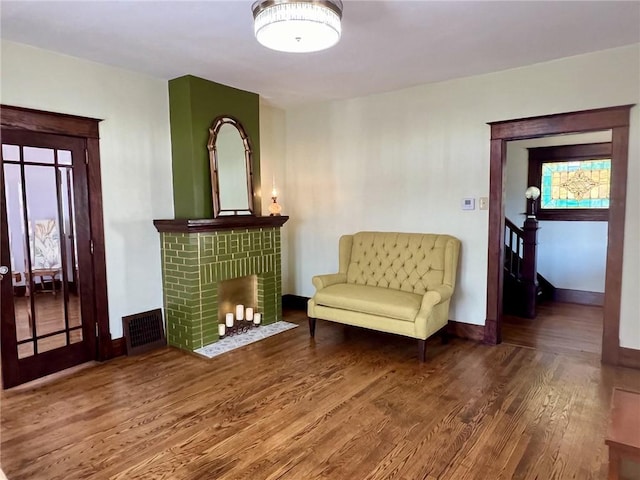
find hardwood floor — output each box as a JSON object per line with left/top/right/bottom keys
{"left": 503, "top": 301, "right": 603, "bottom": 357}
{"left": 2, "top": 309, "right": 639, "bottom": 480}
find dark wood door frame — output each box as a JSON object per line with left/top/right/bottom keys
{"left": 1, "top": 104, "right": 113, "bottom": 361}
{"left": 484, "top": 105, "right": 633, "bottom": 366}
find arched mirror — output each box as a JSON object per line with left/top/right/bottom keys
{"left": 207, "top": 116, "right": 255, "bottom": 217}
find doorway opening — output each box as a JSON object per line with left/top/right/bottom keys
{"left": 501, "top": 131, "right": 611, "bottom": 356}
{"left": 483, "top": 105, "right": 633, "bottom": 365}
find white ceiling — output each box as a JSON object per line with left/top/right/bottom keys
{"left": 1, "top": 1, "right": 639, "bottom": 108}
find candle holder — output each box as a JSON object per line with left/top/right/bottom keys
{"left": 223, "top": 316, "right": 260, "bottom": 338}
{"left": 268, "top": 195, "right": 282, "bottom": 216}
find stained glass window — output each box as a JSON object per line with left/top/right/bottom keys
{"left": 540, "top": 159, "right": 611, "bottom": 209}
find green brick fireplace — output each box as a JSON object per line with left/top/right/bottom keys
{"left": 154, "top": 217, "right": 288, "bottom": 352}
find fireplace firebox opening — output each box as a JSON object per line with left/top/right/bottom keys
{"left": 218, "top": 275, "right": 257, "bottom": 324}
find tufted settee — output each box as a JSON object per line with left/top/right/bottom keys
{"left": 307, "top": 232, "right": 461, "bottom": 361}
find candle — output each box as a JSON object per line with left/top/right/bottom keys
{"left": 218, "top": 323, "right": 226, "bottom": 337}
{"left": 272, "top": 175, "right": 277, "bottom": 197}
{"left": 253, "top": 312, "right": 261, "bottom": 325}
{"left": 225, "top": 313, "right": 234, "bottom": 328}
{"left": 236, "top": 304, "right": 244, "bottom": 321}
{"left": 246, "top": 307, "right": 254, "bottom": 321}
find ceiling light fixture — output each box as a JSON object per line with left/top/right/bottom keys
{"left": 252, "top": 0, "right": 343, "bottom": 53}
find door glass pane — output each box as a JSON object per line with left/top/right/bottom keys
{"left": 24, "top": 165, "right": 64, "bottom": 343}
{"left": 58, "top": 150, "right": 72, "bottom": 166}
{"left": 3, "top": 163, "right": 34, "bottom": 350}
{"left": 18, "top": 342, "right": 34, "bottom": 359}
{"left": 23, "top": 146, "right": 55, "bottom": 164}
{"left": 37, "top": 333, "right": 67, "bottom": 354}
{"left": 32, "top": 275, "right": 66, "bottom": 337}
{"left": 2, "top": 144, "right": 19, "bottom": 161}
{"left": 14, "top": 298, "right": 33, "bottom": 343}
{"left": 69, "top": 328, "right": 83, "bottom": 344}
{"left": 60, "top": 166, "right": 82, "bottom": 331}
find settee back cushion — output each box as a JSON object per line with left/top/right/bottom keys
{"left": 346, "top": 232, "right": 457, "bottom": 295}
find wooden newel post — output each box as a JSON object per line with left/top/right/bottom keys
{"left": 522, "top": 216, "right": 539, "bottom": 318}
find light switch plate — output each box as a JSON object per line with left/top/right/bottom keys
{"left": 462, "top": 198, "right": 475, "bottom": 210}
{"left": 479, "top": 197, "right": 489, "bottom": 210}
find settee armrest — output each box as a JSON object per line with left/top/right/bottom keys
{"left": 419, "top": 284, "right": 454, "bottom": 312}
{"left": 413, "top": 285, "right": 454, "bottom": 339}
{"left": 312, "top": 273, "right": 347, "bottom": 291}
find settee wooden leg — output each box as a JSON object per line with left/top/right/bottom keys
{"left": 308, "top": 317, "right": 316, "bottom": 338}
{"left": 418, "top": 339, "right": 427, "bottom": 362}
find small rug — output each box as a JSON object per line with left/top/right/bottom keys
{"left": 194, "top": 321, "right": 298, "bottom": 359}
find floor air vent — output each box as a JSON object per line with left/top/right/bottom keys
{"left": 122, "top": 308, "right": 166, "bottom": 355}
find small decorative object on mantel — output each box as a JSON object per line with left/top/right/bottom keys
{"left": 268, "top": 177, "right": 282, "bottom": 216}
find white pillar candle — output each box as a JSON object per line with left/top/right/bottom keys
{"left": 218, "top": 323, "right": 226, "bottom": 337}
{"left": 245, "top": 307, "right": 254, "bottom": 321}
{"left": 253, "top": 312, "right": 261, "bottom": 325}
{"left": 225, "top": 313, "right": 234, "bottom": 328}
{"left": 235, "top": 304, "right": 244, "bottom": 321}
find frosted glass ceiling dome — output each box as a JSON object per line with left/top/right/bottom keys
{"left": 252, "top": 0, "right": 343, "bottom": 53}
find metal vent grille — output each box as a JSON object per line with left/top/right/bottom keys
{"left": 122, "top": 308, "right": 166, "bottom": 355}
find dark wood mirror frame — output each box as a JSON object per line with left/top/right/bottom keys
{"left": 207, "top": 116, "right": 255, "bottom": 218}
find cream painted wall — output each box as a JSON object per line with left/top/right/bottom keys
{"left": 1, "top": 41, "right": 174, "bottom": 338}
{"left": 259, "top": 100, "right": 289, "bottom": 286}
{"left": 506, "top": 133, "right": 611, "bottom": 293}
{"left": 284, "top": 45, "right": 640, "bottom": 349}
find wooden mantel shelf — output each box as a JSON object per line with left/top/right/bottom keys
{"left": 153, "top": 216, "right": 289, "bottom": 233}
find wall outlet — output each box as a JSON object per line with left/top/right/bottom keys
{"left": 479, "top": 197, "right": 489, "bottom": 210}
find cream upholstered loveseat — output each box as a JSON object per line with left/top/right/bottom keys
{"left": 307, "top": 232, "right": 461, "bottom": 361}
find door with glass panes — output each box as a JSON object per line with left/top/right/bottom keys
{"left": 1, "top": 128, "right": 96, "bottom": 388}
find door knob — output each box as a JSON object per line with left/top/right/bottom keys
{"left": 0, "top": 265, "right": 7, "bottom": 280}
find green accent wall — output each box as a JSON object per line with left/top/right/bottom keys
{"left": 168, "top": 75, "right": 261, "bottom": 219}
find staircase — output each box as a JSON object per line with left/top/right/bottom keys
{"left": 503, "top": 217, "right": 554, "bottom": 318}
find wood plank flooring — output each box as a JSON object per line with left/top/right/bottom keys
{"left": 503, "top": 301, "right": 603, "bottom": 356}
{"left": 2, "top": 309, "right": 640, "bottom": 480}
